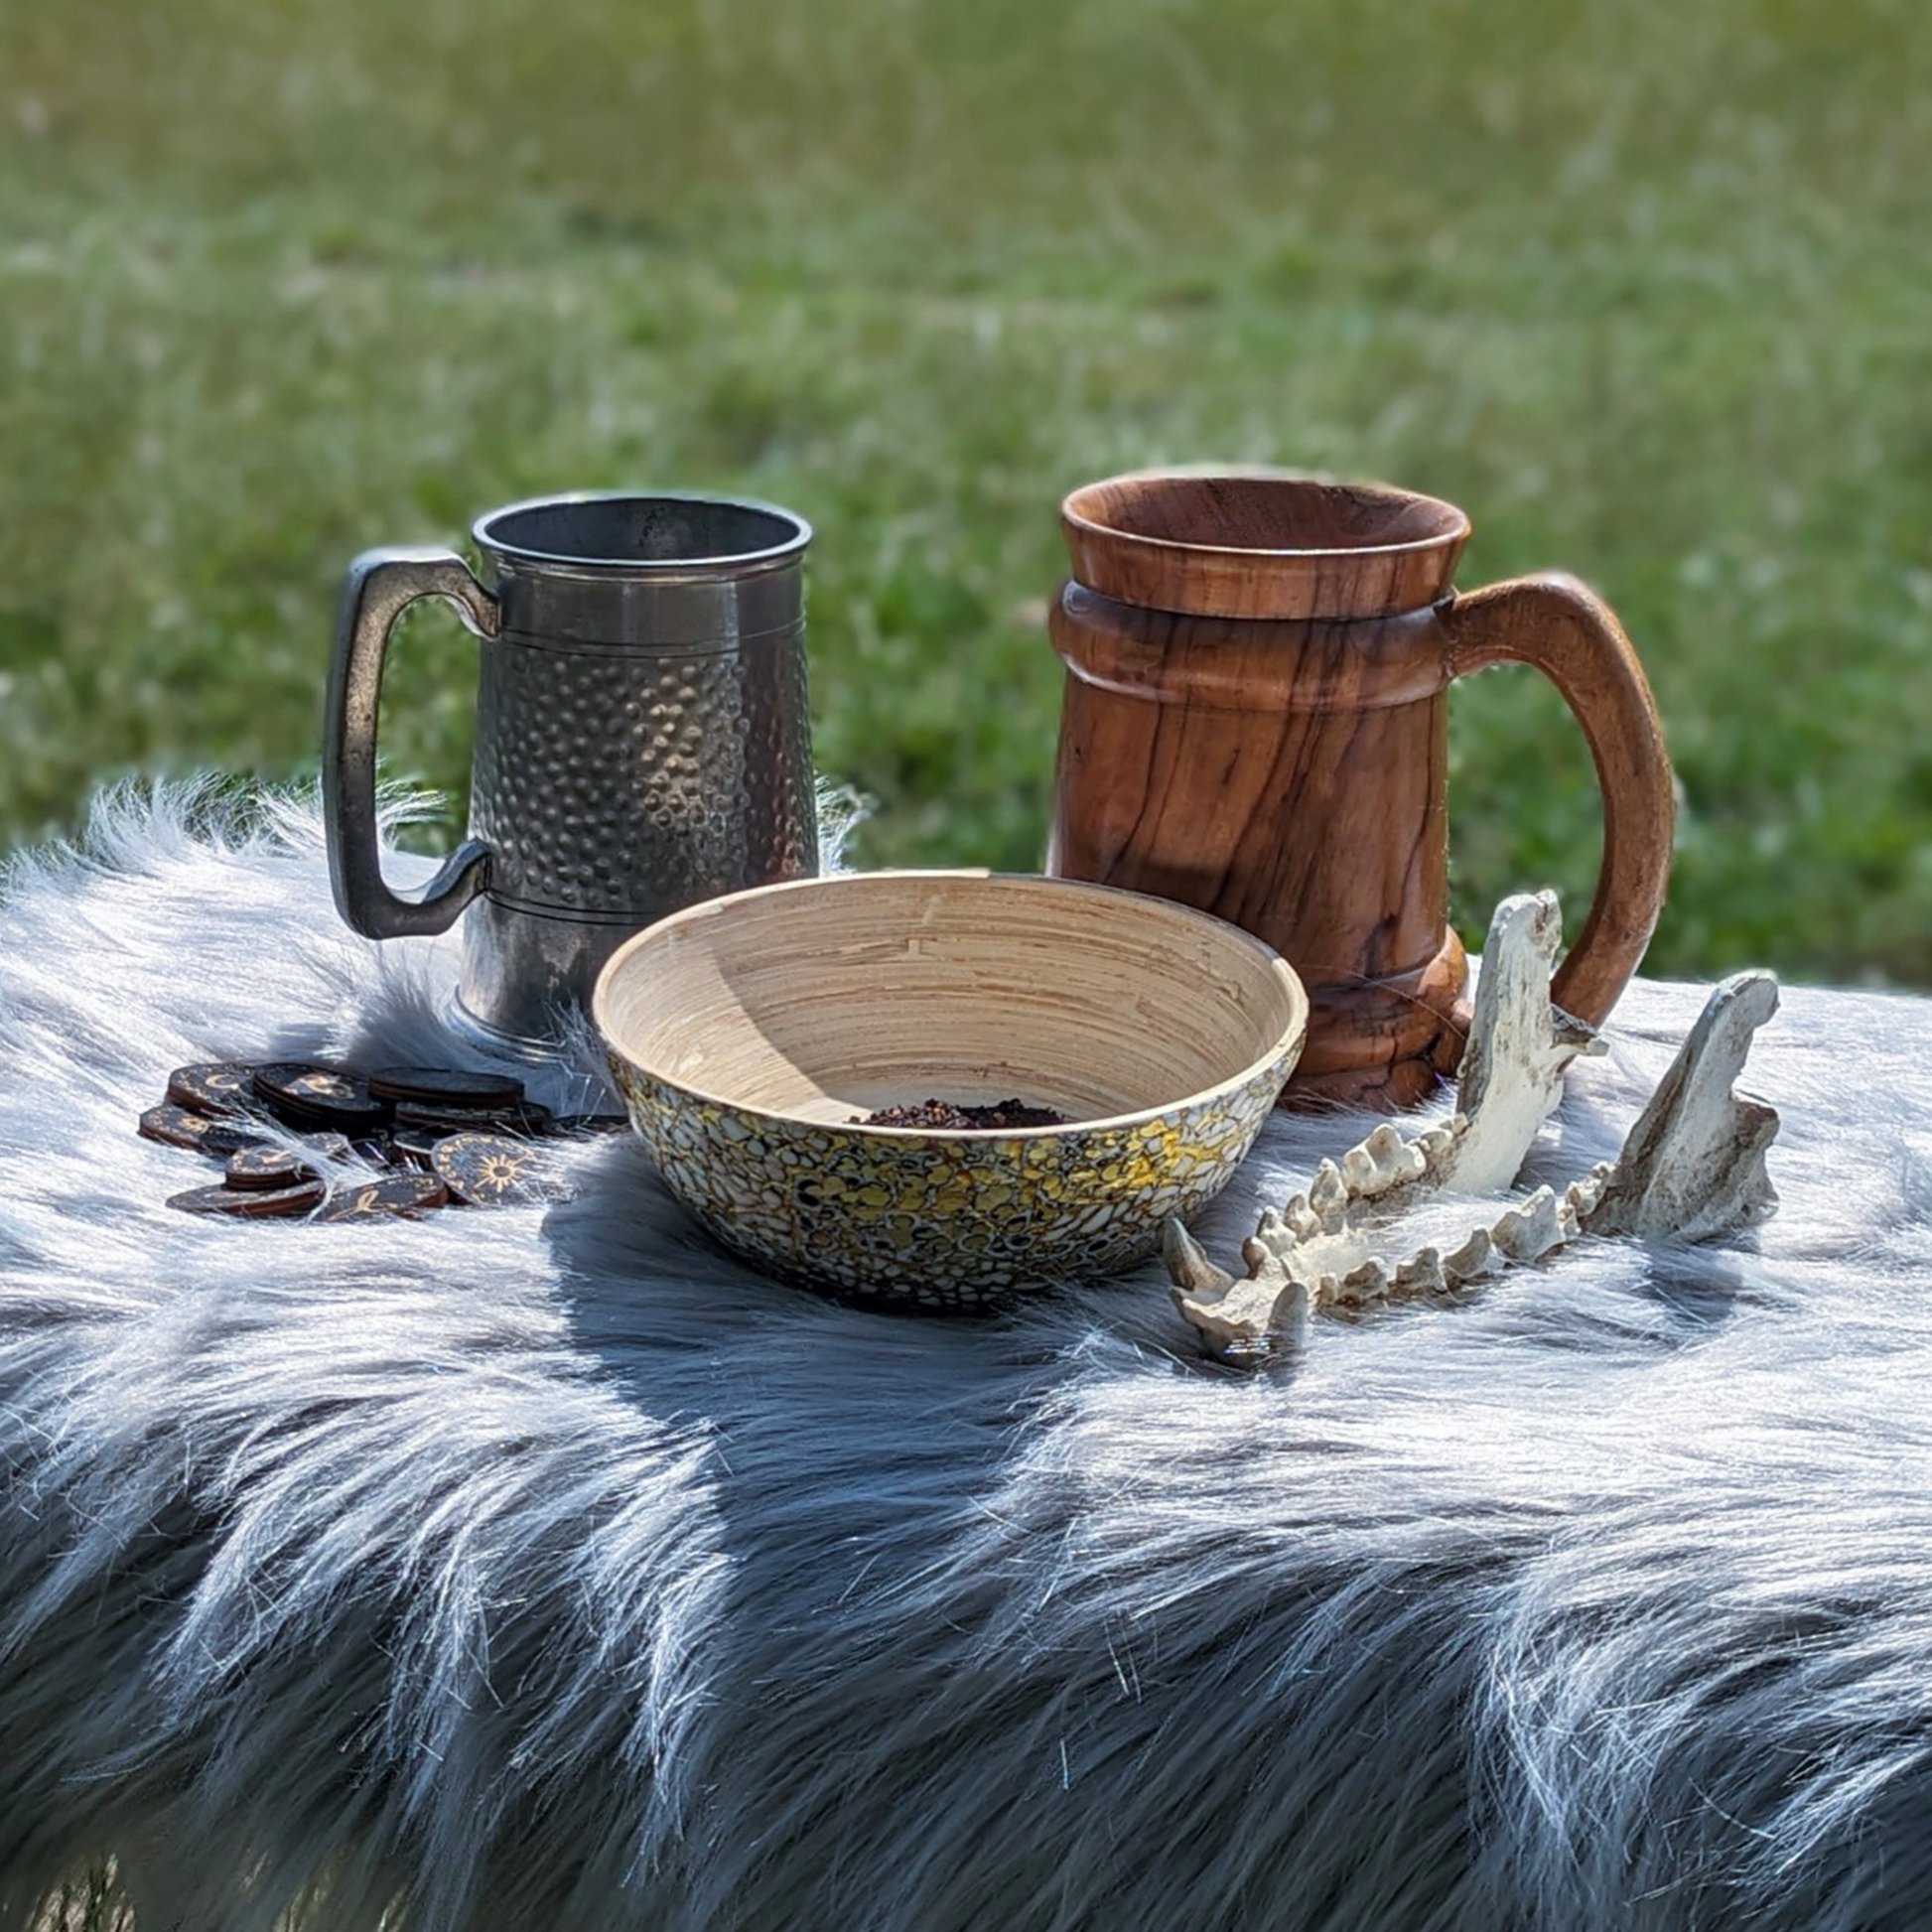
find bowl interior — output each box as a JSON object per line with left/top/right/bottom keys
{"left": 597, "top": 872, "right": 1305, "bottom": 1128}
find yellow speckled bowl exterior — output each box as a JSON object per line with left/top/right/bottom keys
{"left": 606, "top": 1044, "right": 1299, "bottom": 1309}
{"left": 595, "top": 872, "right": 1307, "bottom": 1310}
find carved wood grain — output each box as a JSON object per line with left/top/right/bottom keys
{"left": 1045, "top": 475, "right": 1675, "bottom": 1108}
{"left": 1047, "top": 584, "right": 1464, "bottom": 1106}
{"left": 1444, "top": 573, "right": 1675, "bottom": 1028}
{"left": 1042, "top": 475, "right": 1677, "bottom": 1112}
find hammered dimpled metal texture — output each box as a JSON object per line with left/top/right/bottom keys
{"left": 471, "top": 630, "right": 816, "bottom": 918}
{"left": 607, "top": 1038, "right": 1300, "bottom": 1311}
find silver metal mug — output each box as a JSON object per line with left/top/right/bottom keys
{"left": 324, "top": 491, "right": 818, "bottom": 1055}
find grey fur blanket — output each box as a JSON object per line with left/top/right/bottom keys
{"left": 4, "top": 786, "right": 1932, "bottom": 1932}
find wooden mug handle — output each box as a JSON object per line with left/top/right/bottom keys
{"left": 1445, "top": 572, "right": 1675, "bottom": 1027}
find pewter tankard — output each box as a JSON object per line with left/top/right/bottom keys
{"left": 324, "top": 491, "right": 818, "bottom": 1054}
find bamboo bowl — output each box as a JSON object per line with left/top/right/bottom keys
{"left": 593, "top": 871, "right": 1307, "bottom": 1309}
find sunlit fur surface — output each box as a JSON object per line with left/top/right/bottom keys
{"left": 3, "top": 786, "right": 1931, "bottom": 1932}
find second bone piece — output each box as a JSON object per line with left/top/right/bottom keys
{"left": 1168, "top": 951, "right": 1783, "bottom": 1364}
{"left": 1167, "top": 890, "right": 1597, "bottom": 1359}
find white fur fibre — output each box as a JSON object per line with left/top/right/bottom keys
{"left": 4, "top": 784, "right": 1932, "bottom": 1931}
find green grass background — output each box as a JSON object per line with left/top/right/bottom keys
{"left": 3, "top": 0, "right": 1928, "bottom": 984}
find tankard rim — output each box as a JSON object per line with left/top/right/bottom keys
{"left": 473, "top": 489, "right": 811, "bottom": 578}
{"left": 1059, "top": 467, "right": 1469, "bottom": 621}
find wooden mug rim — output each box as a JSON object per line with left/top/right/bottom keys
{"left": 1060, "top": 467, "right": 1471, "bottom": 620}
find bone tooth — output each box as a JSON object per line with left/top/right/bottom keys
{"left": 1264, "top": 1279, "right": 1314, "bottom": 1362}
{"left": 1175, "top": 1281, "right": 1286, "bottom": 1364}
{"left": 1309, "top": 1160, "right": 1348, "bottom": 1215}
{"left": 1171, "top": 1245, "right": 1296, "bottom": 1357}
{"left": 1240, "top": 1234, "right": 1286, "bottom": 1284}
{"left": 1392, "top": 1247, "right": 1448, "bottom": 1296}
{"left": 1415, "top": 1121, "right": 1463, "bottom": 1166}
{"left": 1564, "top": 1163, "right": 1613, "bottom": 1219}
{"left": 1587, "top": 972, "right": 1782, "bottom": 1244}
{"left": 1249, "top": 1207, "right": 1296, "bottom": 1261}
{"left": 1491, "top": 1186, "right": 1567, "bottom": 1261}
{"left": 1341, "top": 1124, "right": 1429, "bottom": 1197}
{"left": 1530, "top": 1199, "right": 1572, "bottom": 1256}
{"left": 1286, "top": 1200, "right": 1324, "bottom": 1241}
{"left": 1490, "top": 1188, "right": 1557, "bottom": 1259}
{"left": 1266, "top": 1196, "right": 1307, "bottom": 1235}
{"left": 1442, "top": 1226, "right": 1495, "bottom": 1281}
{"left": 1334, "top": 1259, "right": 1391, "bottom": 1307}
{"left": 1163, "top": 1218, "right": 1236, "bottom": 1297}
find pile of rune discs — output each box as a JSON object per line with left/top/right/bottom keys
{"left": 138, "top": 1060, "right": 624, "bottom": 1221}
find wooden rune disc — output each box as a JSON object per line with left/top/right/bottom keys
{"left": 223, "top": 1135, "right": 350, "bottom": 1191}
{"left": 386, "top": 1124, "right": 452, "bottom": 1171}
{"left": 393, "top": 1099, "right": 555, "bottom": 1139}
{"left": 168, "top": 1177, "right": 326, "bottom": 1219}
{"left": 366, "top": 1066, "right": 526, "bottom": 1109}
{"left": 251, "top": 1063, "right": 392, "bottom": 1134}
{"left": 313, "top": 1173, "right": 451, "bottom": 1222}
{"left": 139, "top": 1104, "right": 271, "bottom": 1160}
{"left": 165, "top": 1062, "right": 263, "bottom": 1119}
{"left": 432, "top": 1133, "right": 577, "bottom": 1207}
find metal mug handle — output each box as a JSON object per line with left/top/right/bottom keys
{"left": 323, "top": 547, "right": 501, "bottom": 939}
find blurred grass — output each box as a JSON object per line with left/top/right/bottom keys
{"left": 1, "top": 0, "right": 1928, "bottom": 982}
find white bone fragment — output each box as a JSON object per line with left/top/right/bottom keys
{"left": 1167, "top": 1220, "right": 1278, "bottom": 1353}
{"left": 1167, "top": 1219, "right": 1316, "bottom": 1366}
{"left": 1586, "top": 972, "right": 1780, "bottom": 1243}
{"left": 1392, "top": 1248, "right": 1447, "bottom": 1295}
{"left": 1165, "top": 891, "right": 1593, "bottom": 1359}
{"left": 1162, "top": 895, "right": 1784, "bottom": 1367}
{"left": 1267, "top": 1279, "right": 1315, "bottom": 1361}
{"left": 1165, "top": 1218, "right": 1234, "bottom": 1298}
{"left": 1256, "top": 1206, "right": 1291, "bottom": 1242}
{"left": 1288, "top": 1228, "right": 1374, "bottom": 1293}
{"left": 1428, "top": 893, "right": 1601, "bottom": 1195}
{"left": 1336, "top": 1259, "right": 1391, "bottom": 1306}
{"left": 1441, "top": 1225, "right": 1495, "bottom": 1282}
{"left": 1565, "top": 1163, "right": 1613, "bottom": 1219}
{"left": 1342, "top": 1124, "right": 1428, "bottom": 1197}
{"left": 1309, "top": 1160, "right": 1348, "bottom": 1214}
{"left": 1490, "top": 1186, "right": 1567, "bottom": 1262}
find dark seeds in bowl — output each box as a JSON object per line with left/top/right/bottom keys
{"left": 851, "top": 1098, "right": 1073, "bottom": 1130}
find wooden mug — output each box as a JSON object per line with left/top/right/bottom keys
{"left": 1045, "top": 471, "right": 1675, "bottom": 1108}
